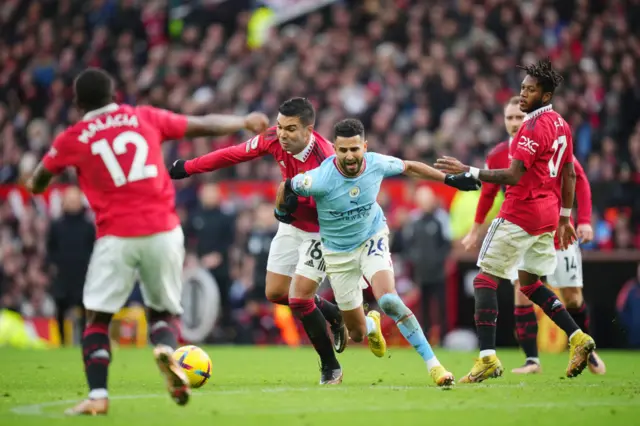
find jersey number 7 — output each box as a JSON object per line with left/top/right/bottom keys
{"left": 548, "top": 135, "right": 568, "bottom": 178}
{"left": 91, "top": 131, "right": 158, "bottom": 187}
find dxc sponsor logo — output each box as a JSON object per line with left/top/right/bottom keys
{"left": 518, "top": 135, "right": 539, "bottom": 154}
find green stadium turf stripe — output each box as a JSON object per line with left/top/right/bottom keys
{"left": 9, "top": 382, "right": 629, "bottom": 418}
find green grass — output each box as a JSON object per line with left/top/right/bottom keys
{"left": 0, "top": 346, "right": 639, "bottom": 425}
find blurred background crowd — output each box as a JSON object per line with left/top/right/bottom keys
{"left": 1, "top": 0, "right": 639, "bottom": 346}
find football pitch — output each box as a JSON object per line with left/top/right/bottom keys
{"left": 1, "top": 346, "right": 639, "bottom": 425}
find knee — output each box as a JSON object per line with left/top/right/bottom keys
{"left": 289, "top": 276, "right": 318, "bottom": 300}
{"left": 265, "top": 288, "right": 287, "bottom": 304}
{"left": 561, "top": 288, "right": 583, "bottom": 308}
{"left": 85, "top": 310, "right": 112, "bottom": 326}
{"left": 513, "top": 282, "right": 532, "bottom": 306}
{"left": 349, "top": 328, "right": 365, "bottom": 343}
{"left": 265, "top": 273, "right": 291, "bottom": 304}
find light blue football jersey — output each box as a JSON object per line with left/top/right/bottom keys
{"left": 291, "top": 152, "right": 406, "bottom": 252}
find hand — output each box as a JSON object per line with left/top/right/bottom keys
{"left": 244, "top": 112, "right": 270, "bottom": 134}
{"left": 201, "top": 252, "right": 223, "bottom": 269}
{"left": 169, "top": 159, "right": 190, "bottom": 179}
{"left": 275, "top": 179, "right": 298, "bottom": 213}
{"left": 435, "top": 156, "right": 469, "bottom": 175}
{"left": 24, "top": 176, "right": 35, "bottom": 193}
{"left": 444, "top": 172, "right": 481, "bottom": 191}
{"left": 576, "top": 223, "right": 594, "bottom": 244}
{"left": 274, "top": 209, "right": 295, "bottom": 224}
{"left": 462, "top": 225, "right": 480, "bottom": 251}
{"left": 557, "top": 219, "right": 578, "bottom": 250}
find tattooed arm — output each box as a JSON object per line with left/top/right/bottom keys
{"left": 476, "top": 159, "right": 526, "bottom": 186}
{"left": 435, "top": 155, "right": 526, "bottom": 186}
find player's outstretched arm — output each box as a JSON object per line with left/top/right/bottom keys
{"left": 170, "top": 127, "right": 274, "bottom": 179}
{"left": 435, "top": 156, "right": 525, "bottom": 186}
{"left": 25, "top": 162, "right": 54, "bottom": 194}
{"left": 403, "top": 160, "right": 446, "bottom": 182}
{"left": 404, "top": 160, "right": 480, "bottom": 191}
{"left": 184, "top": 112, "right": 269, "bottom": 137}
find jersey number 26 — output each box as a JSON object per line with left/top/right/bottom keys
{"left": 91, "top": 131, "right": 158, "bottom": 187}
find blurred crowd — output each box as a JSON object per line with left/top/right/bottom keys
{"left": 1, "top": 0, "right": 640, "bottom": 342}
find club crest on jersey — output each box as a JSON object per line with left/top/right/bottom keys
{"left": 294, "top": 174, "right": 313, "bottom": 192}
{"left": 518, "top": 135, "right": 538, "bottom": 154}
{"left": 349, "top": 187, "right": 361, "bottom": 198}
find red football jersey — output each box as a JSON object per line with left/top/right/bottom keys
{"left": 498, "top": 105, "right": 575, "bottom": 235}
{"left": 185, "top": 127, "right": 334, "bottom": 232}
{"left": 42, "top": 103, "right": 187, "bottom": 239}
{"left": 475, "top": 138, "right": 592, "bottom": 248}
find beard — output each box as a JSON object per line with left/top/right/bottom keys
{"left": 523, "top": 97, "right": 544, "bottom": 113}
{"left": 340, "top": 158, "right": 363, "bottom": 176}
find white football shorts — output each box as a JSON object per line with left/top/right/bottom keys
{"left": 507, "top": 241, "right": 583, "bottom": 288}
{"left": 266, "top": 223, "right": 327, "bottom": 283}
{"left": 322, "top": 227, "right": 392, "bottom": 311}
{"left": 83, "top": 226, "right": 185, "bottom": 314}
{"left": 478, "top": 218, "right": 556, "bottom": 280}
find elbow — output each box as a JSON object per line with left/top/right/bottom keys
{"left": 507, "top": 173, "right": 521, "bottom": 186}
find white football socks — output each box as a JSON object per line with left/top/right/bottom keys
{"left": 426, "top": 356, "right": 441, "bottom": 371}
{"left": 365, "top": 316, "right": 377, "bottom": 336}
{"left": 88, "top": 388, "right": 108, "bottom": 400}
{"left": 479, "top": 349, "right": 496, "bottom": 358}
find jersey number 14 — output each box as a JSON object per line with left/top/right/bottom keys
{"left": 548, "top": 135, "right": 568, "bottom": 178}
{"left": 91, "top": 131, "right": 158, "bottom": 187}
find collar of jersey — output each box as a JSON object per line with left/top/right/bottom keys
{"left": 292, "top": 134, "right": 316, "bottom": 162}
{"left": 523, "top": 104, "right": 553, "bottom": 122}
{"left": 83, "top": 103, "right": 119, "bottom": 121}
{"left": 333, "top": 157, "right": 367, "bottom": 178}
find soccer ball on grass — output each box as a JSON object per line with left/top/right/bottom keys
{"left": 172, "top": 345, "right": 212, "bottom": 388}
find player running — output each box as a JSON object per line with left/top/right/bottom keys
{"left": 169, "top": 98, "right": 349, "bottom": 385}
{"left": 435, "top": 58, "right": 596, "bottom": 381}
{"left": 462, "top": 96, "right": 606, "bottom": 375}
{"left": 276, "top": 118, "right": 480, "bottom": 387}
{"left": 25, "top": 68, "right": 270, "bottom": 415}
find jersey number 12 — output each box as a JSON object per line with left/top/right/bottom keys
{"left": 91, "top": 131, "right": 158, "bottom": 187}
{"left": 548, "top": 135, "right": 568, "bottom": 178}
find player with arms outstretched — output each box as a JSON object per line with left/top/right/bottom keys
{"left": 277, "top": 118, "right": 480, "bottom": 386}
{"left": 436, "top": 58, "right": 596, "bottom": 381}
{"left": 25, "top": 68, "right": 270, "bottom": 415}
{"left": 463, "top": 96, "right": 606, "bottom": 375}
{"left": 170, "top": 98, "right": 348, "bottom": 384}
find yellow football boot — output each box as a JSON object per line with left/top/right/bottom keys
{"left": 367, "top": 311, "right": 386, "bottom": 358}
{"left": 567, "top": 331, "right": 596, "bottom": 378}
{"left": 429, "top": 365, "right": 455, "bottom": 388}
{"left": 459, "top": 355, "right": 504, "bottom": 383}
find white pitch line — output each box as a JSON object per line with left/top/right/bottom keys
{"left": 9, "top": 383, "right": 636, "bottom": 418}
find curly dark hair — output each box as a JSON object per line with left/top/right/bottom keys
{"left": 517, "top": 58, "right": 564, "bottom": 95}
{"left": 334, "top": 118, "right": 365, "bottom": 139}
